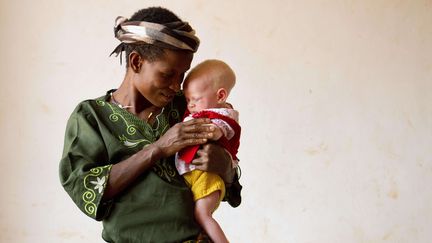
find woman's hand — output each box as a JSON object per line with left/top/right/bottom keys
{"left": 191, "top": 143, "right": 235, "bottom": 183}
{"left": 153, "top": 118, "right": 214, "bottom": 157}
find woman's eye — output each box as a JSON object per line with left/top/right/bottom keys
{"left": 161, "top": 72, "right": 174, "bottom": 79}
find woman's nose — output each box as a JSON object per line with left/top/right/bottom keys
{"left": 169, "top": 80, "right": 181, "bottom": 92}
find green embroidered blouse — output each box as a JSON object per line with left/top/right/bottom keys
{"left": 59, "top": 91, "right": 204, "bottom": 242}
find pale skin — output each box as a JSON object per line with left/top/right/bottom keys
{"left": 101, "top": 52, "right": 236, "bottom": 202}
{"left": 182, "top": 59, "right": 237, "bottom": 243}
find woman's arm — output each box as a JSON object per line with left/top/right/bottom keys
{"left": 101, "top": 144, "right": 162, "bottom": 200}
{"left": 191, "top": 144, "right": 242, "bottom": 207}
{"left": 102, "top": 118, "right": 215, "bottom": 201}
{"left": 191, "top": 144, "right": 234, "bottom": 182}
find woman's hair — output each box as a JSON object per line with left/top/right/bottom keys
{"left": 124, "top": 7, "right": 183, "bottom": 64}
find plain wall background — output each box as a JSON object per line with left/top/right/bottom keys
{"left": 0, "top": 0, "right": 431, "bottom": 242}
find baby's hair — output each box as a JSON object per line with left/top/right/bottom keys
{"left": 185, "top": 59, "right": 236, "bottom": 94}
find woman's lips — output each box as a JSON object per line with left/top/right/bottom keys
{"left": 161, "top": 93, "right": 174, "bottom": 102}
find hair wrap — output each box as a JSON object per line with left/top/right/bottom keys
{"left": 110, "top": 16, "right": 200, "bottom": 61}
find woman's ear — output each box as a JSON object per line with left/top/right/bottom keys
{"left": 129, "top": 51, "right": 143, "bottom": 73}
{"left": 217, "top": 88, "right": 228, "bottom": 103}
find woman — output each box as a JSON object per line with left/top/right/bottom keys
{"left": 59, "top": 7, "right": 241, "bottom": 243}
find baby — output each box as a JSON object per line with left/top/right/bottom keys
{"left": 175, "top": 59, "right": 241, "bottom": 243}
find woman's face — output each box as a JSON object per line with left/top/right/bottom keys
{"left": 134, "top": 49, "right": 193, "bottom": 107}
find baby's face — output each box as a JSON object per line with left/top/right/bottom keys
{"left": 184, "top": 76, "right": 219, "bottom": 114}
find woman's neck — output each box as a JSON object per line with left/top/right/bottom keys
{"left": 112, "top": 78, "right": 156, "bottom": 115}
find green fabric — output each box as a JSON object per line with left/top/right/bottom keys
{"left": 59, "top": 91, "right": 205, "bottom": 242}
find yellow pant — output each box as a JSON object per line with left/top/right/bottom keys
{"left": 183, "top": 170, "right": 226, "bottom": 209}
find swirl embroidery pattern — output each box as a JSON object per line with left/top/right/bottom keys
{"left": 82, "top": 165, "right": 112, "bottom": 217}
{"left": 152, "top": 158, "right": 177, "bottom": 182}
{"left": 98, "top": 101, "right": 157, "bottom": 146}
{"left": 95, "top": 98, "right": 182, "bottom": 182}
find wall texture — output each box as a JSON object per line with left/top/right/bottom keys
{"left": 0, "top": 0, "right": 431, "bottom": 242}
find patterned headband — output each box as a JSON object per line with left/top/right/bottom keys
{"left": 110, "top": 16, "right": 200, "bottom": 62}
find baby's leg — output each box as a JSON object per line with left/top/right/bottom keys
{"left": 195, "top": 190, "right": 229, "bottom": 243}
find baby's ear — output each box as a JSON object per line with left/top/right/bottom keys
{"left": 217, "top": 88, "right": 228, "bottom": 103}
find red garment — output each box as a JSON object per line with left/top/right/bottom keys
{"left": 178, "top": 110, "right": 241, "bottom": 164}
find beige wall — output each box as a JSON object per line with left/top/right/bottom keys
{"left": 1, "top": 0, "right": 431, "bottom": 242}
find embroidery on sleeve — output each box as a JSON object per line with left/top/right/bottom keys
{"left": 82, "top": 165, "right": 112, "bottom": 216}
